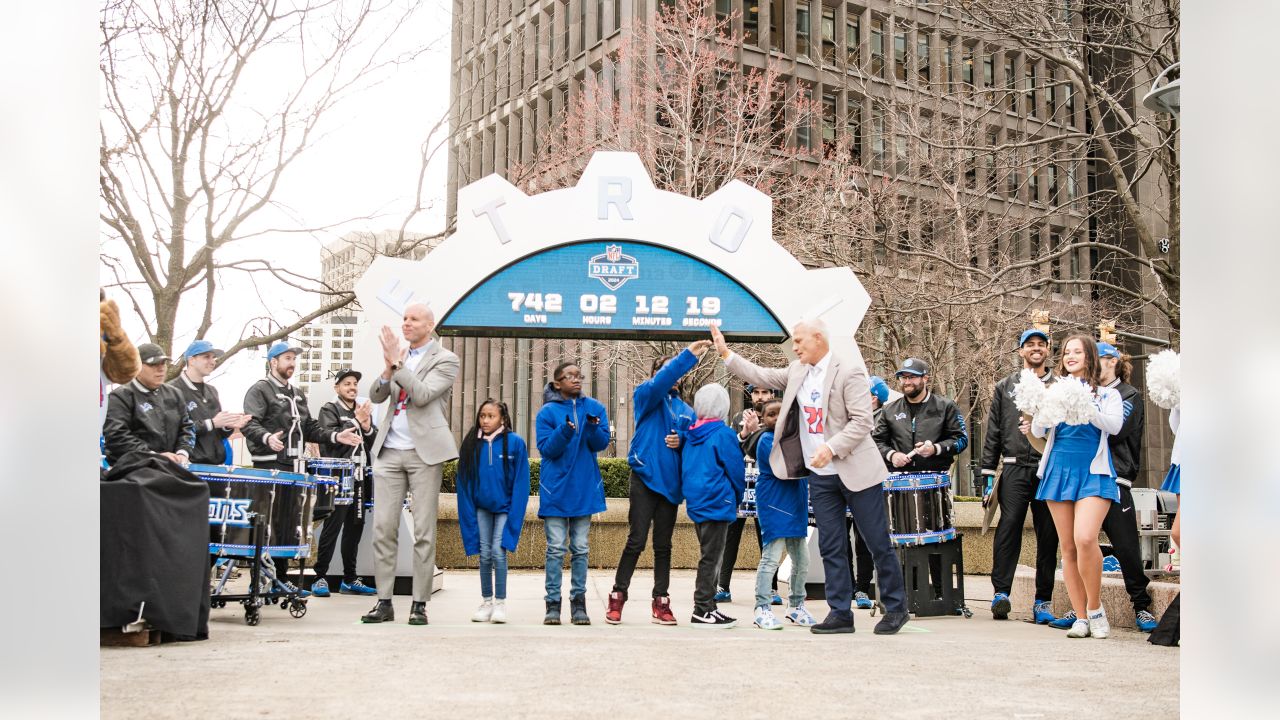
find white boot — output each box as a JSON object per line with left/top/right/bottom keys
{"left": 490, "top": 599, "right": 507, "bottom": 624}
{"left": 472, "top": 598, "right": 494, "bottom": 623}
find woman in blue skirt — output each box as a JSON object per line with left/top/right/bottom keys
{"left": 1161, "top": 407, "right": 1181, "bottom": 549}
{"left": 1022, "top": 334, "right": 1124, "bottom": 639}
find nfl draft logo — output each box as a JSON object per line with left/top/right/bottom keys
{"left": 588, "top": 244, "right": 639, "bottom": 290}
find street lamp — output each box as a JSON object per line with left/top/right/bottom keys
{"left": 1142, "top": 62, "right": 1180, "bottom": 118}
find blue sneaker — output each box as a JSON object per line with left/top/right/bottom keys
{"left": 854, "top": 591, "right": 874, "bottom": 610}
{"left": 340, "top": 578, "right": 377, "bottom": 596}
{"left": 1135, "top": 609, "right": 1159, "bottom": 633}
{"left": 770, "top": 593, "right": 784, "bottom": 606}
{"left": 311, "top": 578, "right": 331, "bottom": 597}
{"left": 713, "top": 587, "right": 732, "bottom": 603}
{"left": 1032, "top": 600, "right": 1055, "bottom": 624}
{"left": 1048, "top": 610, "right": 1077, "bottom": 629}
{"left": 991, "top": 592, "right": 1011, "bottom": 620}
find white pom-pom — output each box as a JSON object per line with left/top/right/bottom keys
{"left": 1147, "top": 349, "right": 1180, "bottom": 410}
{"left": 1036, "top": 377, "right": 1096, "bottom": 427}
{"left": 1013, "top": 369, "right": 1047, "bottom": 416}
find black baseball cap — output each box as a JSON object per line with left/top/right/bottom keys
{"left": 895, "top": 357, "right": 929, "bottom": 376}
{"left": 333, "top": 369, "right": 362, "bottom": 384}
{"left": 137, "top": 343, "right": 170, "bottom": 366}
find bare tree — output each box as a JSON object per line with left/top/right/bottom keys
{"left": 99, "top": 0, "right": 449, "bottom": 372}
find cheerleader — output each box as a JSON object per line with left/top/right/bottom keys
{"left": 1162, "top": 407, "right": 1181, "bottom": 549}
{"left": 1020, "top": 334, "right": 1124, "bottom": 639}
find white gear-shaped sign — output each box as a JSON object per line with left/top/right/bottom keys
{"left": 349, "top": 151, "right": 873, "bottom": 377}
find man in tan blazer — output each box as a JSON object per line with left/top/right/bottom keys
{"left": 360, "top": 303, "right": 460, "bottom": 627}
{"left": 711, "top": 319, "right": 909, "bottom": 635}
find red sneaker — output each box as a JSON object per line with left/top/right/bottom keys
{"left": 651, "top": 596, "right": 677, "bottom": 625}
{"left": 605, "top": 591, "right": 625, "bottom": 624}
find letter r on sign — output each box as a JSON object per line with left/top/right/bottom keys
{"left": 598, "top": 177, "right": 634, "bottom": 220}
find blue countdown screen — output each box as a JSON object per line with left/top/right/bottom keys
{"left": 439, "top": 240, "right": 786, "bottom": 341}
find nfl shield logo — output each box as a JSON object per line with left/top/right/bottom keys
{"left": 588, "top": 244, "right": 640, "bottom": 291}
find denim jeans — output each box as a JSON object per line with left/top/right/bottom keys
{"left": 544, "top": 515, "right": 591, "bottom": 603}
{"left": 756, "top": 537, "right": 809, "bottom": 609}
{"left": 476, "top": 509, "right": 509, "bottom": 600}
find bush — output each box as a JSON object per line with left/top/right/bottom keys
{"left": 441, "top": 457, "right": 632, "bottom": 498}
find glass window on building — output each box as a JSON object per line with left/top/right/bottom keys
{"left": 344, "top": 352, "right": 352, "bottom": 360}
{"left": 822, "top": 88, "right": 837, "bottom": 152}
{"left": 870, "top": 17, "right": 884, "bottom": 78}
{"left": 717, "top": 0, "right": 732, "bottom": 21}
{"left": 983, "top": 54, "right": 994, "bottom": 92}
{"left": 797, "top": 82, "right": 813, "bottom": 149}
{"left": 846, "top": 97, "right": 862, "bottom": 163}
{"left": 917, "top": 31, "right": 930, "bottom": 85}
{"left": 1065, "top": 161, "right": 1078, "bottom": 204}
{"left": 893, "top": 25, "right": 906, "bottom": 82}
{"left": 1029, "top": 162, "right": 1040, "bottom": 203}
{"left": 1047, "top": 163, "right": 1060, "bottom": 205}
{"left": 821, "top": 6, "right": 836, "bottom": 64}
{"left": 894, "top": 112, "right": 909, "bottom": 174}
{"left": 1049, "top": 232, "right": 1063, "bottom": 292}
{"left": 797, "top": 3, "right": 811, "bottom": 57}
{"left": 1063, "top": 74, "right": 1075, "bottom": 124}
{"left": 771, "top": 0, "right": 784, "bottom": 50}
{"left": 1005, "top": 56, "right": 1016, "bottom": 112}
{"left": 744, "top": 0, "right": 759, "bottom": 45}
{"left": 845, "top": 9, "right": 860, "bottom": 67}
{"left": 961, "top": 44, "right": 974, "bottom": 91}
{"left": 942, "top": 39, "right": 954, "bottom": 92}
{"left": 1043, "top": 73, "right": 1055, "bottom": 119}
{"left": 1026, "top": 64, "right": 1037, "bottom": 117}
{"left": 871, "top": 110, "right": 886, "bottom": 168}
{"left": 984, "top": 130, "right": 998, "bottom": 193}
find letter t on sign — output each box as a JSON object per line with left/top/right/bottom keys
{"left": 473, "top": 196, "right": 513, "bottom": 244}
{"left": 598, "top": 177, "right": 634, "bottom": 220}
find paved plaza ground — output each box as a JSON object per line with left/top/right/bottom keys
{"left": 101, "top": 569, "right": 1179, "bottom": 719}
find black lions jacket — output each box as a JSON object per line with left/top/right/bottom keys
{"left": 873, "top": 392, "right": 969, "bottom": 473}
{"left": 168, "top": 374, "right": 232, "bottom": 465}
{"left": 103, "top": 380, "right": 196, "bottom": 465}
{"left": 242, "top": 376, "right": 333, "bottom": 464}
{"left": 317, "top": 399, "right": 377, "bottom": 459}
{"left": 980, "top": 369, "right": 1054, "bottom": 473}
{"left": 1104, "top": 378, "right": 1145, "bottom": 483}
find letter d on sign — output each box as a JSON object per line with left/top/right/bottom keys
{"left": 709, "top": 205, "right": 752, "bottom": 253}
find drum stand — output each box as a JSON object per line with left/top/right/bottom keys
{"left": 208, "top": 512, "right": 309, "bottom": 625}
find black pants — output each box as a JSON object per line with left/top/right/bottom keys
{"left": 717, "top": 516, "right": 775, "bottom": 592}
{"left": 849, "top": 515, "right": 874, "bottom": 594}
{"left": 313, "top": 502, "right": 365, "bottom": 583}
{"left": 694, "top": 521, "right": 730, "bottom": 613}
{"left": 810, "top": 473, "right": 907, "bottom": 615}
{"left": 991, "top": 464, "right": 1059, "bottom": 600}
{"left": 1102, "top": 484, "right": 1153, "bottom": 613}
{"left": 612, "top": 473, "right": 679, "bottom": 599}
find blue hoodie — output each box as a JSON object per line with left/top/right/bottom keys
{"left": 456, "top": 429, "right": 531, "bottom": 555}
{"left": 535, "top": 384, "right": 611, "bottom": 518}
{"left": 627, "top": 349, "right": 697, "bottom": 504}
{"left": 752, "top": 433, "right": 809, "bottom": 544}
{"left": 680, "top": 418, "right": 746, "bottom": 523}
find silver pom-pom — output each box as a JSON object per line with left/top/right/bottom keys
{"left": 1036, "top": 377, "right": 1096, "bottom": 427}
{"left": 1013, "top": 368, "right": 1047, "bottom": 416}
{"left": 1147, "top": 349, "right": 1180, "bottom": 410}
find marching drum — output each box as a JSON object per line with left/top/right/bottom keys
{"left": 883, "top": 471, "right": 956, "bottom": 545}
{"left": 193, "top": 464, "right": 317, "bottom": 558}
{"left": 305, "top": 457, "right": 357, "bottom": 522}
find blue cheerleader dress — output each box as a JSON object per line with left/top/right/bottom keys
{"left": 1036, "top": 422, "right": 1121, "bottom": 503}
{"left": 1160, "top": 407, "right": 1181, "bottom": 494}
{"left": 1160, "top": 464, "right": 1180, "bottom": 495}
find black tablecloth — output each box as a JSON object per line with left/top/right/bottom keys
{"left": 101, "top": 452, "right": 210, "bottom": 640}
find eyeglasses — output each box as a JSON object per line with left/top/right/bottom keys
{"left": 556, "top": 372, "right": 585, "bottom": 381}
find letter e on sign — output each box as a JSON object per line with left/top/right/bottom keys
{"left": 709, "top": 205, "right": 752, "bottom": 253}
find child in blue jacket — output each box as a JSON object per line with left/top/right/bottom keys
{"left": 749, "top": 399, "right": 816, "bottom": 630}
{"left": 682, "top": 383, "right": 746, "bottom": 628}
{"left": 456, "top": 399, "right": 530, "bottom": 625}
{"left": 535, "top": 361, "right": 610, "bottom": 626}
{"left": 607, "top": 339, "right": 709, "bottom": 626}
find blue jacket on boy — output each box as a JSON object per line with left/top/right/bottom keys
{"left": 457, "top": 430, "right": 531, "bottom": 555}
{"left": 535, "top": 384, "right": 611, "bottom": 518}
{"left": 627, "top": 349, "right": 697, "bottom": 505}
{"left": 680, "top": 418, "right": 746, "bottom": 523}
{"left": 752, "top": 432, "right": 809, "bottom": 545}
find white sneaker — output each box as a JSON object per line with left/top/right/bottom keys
{"left": 753, "top": 606, "right": 783, "bottom": 630}
{"left": 785, "top": 604, "right": 818, "bottom": 626}
{"left": 1087, "top": 607, "right": 1110, "bottom": 639}
{"left": 490, "top": 599, "right": 507, "bottom": 624}
{"left": 1066, "top": 619, "right": 1091, "bottom": 638}
{"left": 471, "top": 599, "right": 494, "bottom": 623}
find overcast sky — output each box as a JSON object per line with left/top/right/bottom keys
{"left": 104, "top": 1, "right": 453, "bottom": 409}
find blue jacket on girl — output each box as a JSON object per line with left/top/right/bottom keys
{"left": 752, "top": 432, "right": 809, "bottom": 545}
{"left": 680, "top": 418, "right": 746, "bottom": 523}
{"left": 627, "top": 349, "right": 697, "bottom": 505}
{"left": 456, "top": 429, "right": 531, "bottom": 555}
{"left": 535, "top": 384, "right": 611, "bottom": 518}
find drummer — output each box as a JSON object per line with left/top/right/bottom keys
{"left": 310, "top": 369, "right": 379, "bottom": 598}
{"left": 103, "top": 343, "right": 196, "bottom": 466}
{"left": 873, "top": 358, "right": 969, "bottom": 593}
{"left": 169, "top": 339, "right": 251, "bottom": 465}
{"left": 242, "top": 341, "right": 362, "bottom": 590}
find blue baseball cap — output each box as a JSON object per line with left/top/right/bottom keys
{"left": 182, "top": 339, "right": 224, "bottom": 359}
{"left": 266, "top": 341, "right": 303, "bottom": 360}
{"left": 869, "top": 376, "right": 890, "bottom": 405}
{"left": 1019, "top": 328, "right": 1050, "bottom": 346}
{"left": 1097, "top": 342, "right": 1120, "bottom": 359}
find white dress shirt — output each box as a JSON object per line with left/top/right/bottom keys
{"left": 797, "top": 352, "right": 836, "bottom": 476}
{"left": 381, "top": 342, "right": 431, "bottom": 450}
